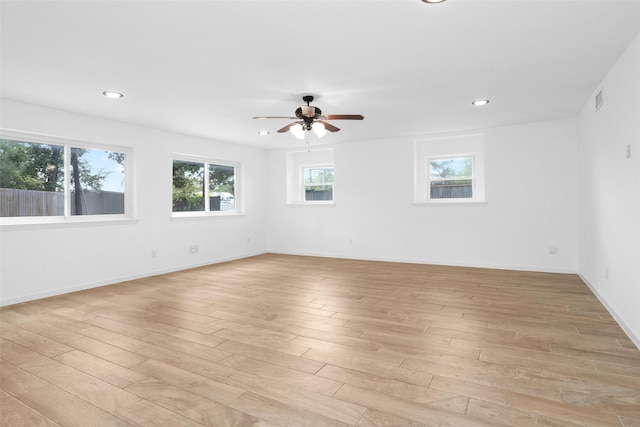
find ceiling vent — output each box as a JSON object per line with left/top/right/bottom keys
{"left": 595, "top": 89, "right": 604, "bottom": 112}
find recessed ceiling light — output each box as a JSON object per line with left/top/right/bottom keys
{"left": 102, "top": 91, "right": 124, "bottom": 99}
{"left": 422, "top": 0, "right": 447, "bottom": 3}
{"left": 472, "top": 99, "right": 490, "bottom": 106}
{"left": 257, "top": 130, "right": 270, "bottom": 136}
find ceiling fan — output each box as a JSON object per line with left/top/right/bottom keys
{"left": 253, "top": 95, "right": 364, "bottom": 139}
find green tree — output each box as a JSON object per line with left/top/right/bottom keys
{"left": 209, "top": 164, "right": 235, "bottom": 194}
{"left": 172, "top": 161, "right": 204, "bottom": 211}
{"left": 430, "top": 158, "right": 472, "bottom": 185}
{"left": 0, "top": 139, "right": 64, "bottom": 191}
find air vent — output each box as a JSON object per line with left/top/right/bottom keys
{"left": 595, "top": 89, "right": 603, "bottom": 111}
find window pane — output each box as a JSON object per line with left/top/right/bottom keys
{"left": 304, "top": 166, "right": 334, "bottom": 201}
{"left": 305, "top": 185, "right": 333, "bottom": 201}
{"left": 0, "top": 139, "right": 65, "bottom": 217}
{"left": 172, "top": 160, "right": 204, "bottom": 212}
{"left": 209, "top": 163, "right": 235, "bottom": 212}
{"left": 429, "top": 157, "right": 473, "bottom": 199}
{"left": 70, "top": 147, "right": 125, "bottom": 215}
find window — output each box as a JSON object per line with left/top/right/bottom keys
{"left": 303, "top": 166, "right": 334, "bottom": 202}
{"left": 428, "top": 156, "right": 474, "bottom": 200}
{"left": 172, "top": 156, "right": 239, "bottom": 215}
{"left": 414, "top": 134, "right": 485, "bottom": 204}
{"left": 1, "top": 132, "right": 131, "bottom": 221}
{"left": 209, "top": 163, "right": 236, "bottom": 211}
{"left": 286, "top": 148, "right": 335, "bottom": 205}
{"left": 69, "top": 147, "right": 126, "bottom": 215}
{"left": 172, "top": 160, "right": 205, "bottom": 212}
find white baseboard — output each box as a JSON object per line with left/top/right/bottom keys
{"left": 0, "top": 250, "right": 267, "bottom": 307}
{"left": 579, "top": 273, "right": 640, "bottom": 350}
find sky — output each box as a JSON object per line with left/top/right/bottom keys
{"left": 81, "top": 148, "right": 125, "bottom": 192}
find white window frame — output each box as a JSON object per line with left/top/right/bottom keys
{"left": 414, "top": 133, "right": 486, "bottom": 206}
{"left": 426, "top": 154, "right": 476, "bottom": 202}
{"left": 301, "top": 164, "right": 335, "bottom": 204}
{"left": 0, "top": 128, "right": 136, "bottom": 228}
{"left": 286, "top": 147, "right": 335, "bottom": 206}
{"left": 171, "top": 154, "right": 241, "bottom": 218}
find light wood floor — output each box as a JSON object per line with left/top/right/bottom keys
{"left": 1, "top": 254, "right": 639, "bottom": 427}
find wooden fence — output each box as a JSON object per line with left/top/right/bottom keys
{"left": 430, "top": 184, "right": 472, "bottom": 199}
{"left": 0, "top": 188, "right": 124, "bottom": 217}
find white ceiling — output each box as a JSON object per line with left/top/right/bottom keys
{"left": 2, "top": 0, "right": 640, "bottom": 149}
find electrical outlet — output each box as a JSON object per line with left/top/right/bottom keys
{"left": 548, "top": 246, "right": 557, "bottom": 255}
{"left": 595, "top": 89, "right": 603, "bottom": 111}
{"left": 189, "top": 245, "right": 199, "bottom": 254}
{"left": 151, "top": 250, "right": 157, "bottom": 258}
{"left": 627, "top": 144, "right": 631, "bottom": 159}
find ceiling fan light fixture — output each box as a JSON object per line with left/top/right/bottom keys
{"left": 312, "top": 122, "right": 327, "bottom": 138}
{"left": 290, "top": 123, "right": 305, "bottom": 140}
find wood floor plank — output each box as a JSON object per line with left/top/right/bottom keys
{"left": 115, "top": 399, "right": 205, "bottom": 427}
{"left": 334, "top": 384, "right": 488, "bottom": 427}
{"left": 53, "top": 349, "right": 147, "bottom": 388}
{"left": 429, "top": 375, "right": 621, "bottom": 426}
{"left": 0, "top": 361, "right": 49, "bottom": 397}
{"left": 134, "top": 343, "right": 237, "bottom": 381}
{"left": 12, "top": 316, "right": 86, "bottom": 343}
{"left": 303, "top": 347, "right": 433, "bottom": 389}
{"left": 0, "top": 341, "right": 62, "bottom": 376}
{"left": 594, "top": 359, "right": 640, "bottom": 378}
{"left": 224, "top": 371, "right": 366, "bottom": 425}
{"left": 66, "top": 336, "right": 148, "bottom": 368}
{"left": 215, "top": 340, "right": 326, "bottom": 375}
{"left": 281, "top": 324, "right": 380, "bottom": 350}
{"left": 220, "top": 353, "right": 343, "bottom": 396}
{"left": 355, "top": 409, "right": 428, "bottom": 427}
{"left": 140, "top": 332, "right": 229, "bottom": 362}
{"left": 0, "top": 390, "right": 60, "bottom": 427}
{"left": 0, "top": 323, "right": 73, "bottom": 357}
{"left": 316, "top": 364, "right": 465, "bottom": 413}
{"left": 2, "top": 253, "right": 638, "bottom": 426}
{"left": 15, "top": 384, "right": 132, "bottom": 427}
{"left": 465, "top": 398, "right": 586, "bottom": 427}
{"left": 130, "top": 359, "right": 245, "bottom": 405}
{"left": 77, "top": 326, "right": 149, "bottom": 352}
{"left": 229, "top": 392, "right": 350, "bottom": 427}
{"left": 31, "top": 364, "right": 141, "bottom": 414}
{"left": 125, "top": 378, "right": 259, "bottom": 427}
{"left": 213, "top": 328, "right": 310, "bottom": 356}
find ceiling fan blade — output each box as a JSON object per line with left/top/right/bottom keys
{"left": 276, "top": 122, "right": 302, "bottom": 133}
{"left": 324, "top": 114, "right": 364, "bottom": 120}
{"left": 318, "top": 121, "right": 340, "bottom": 132}
{"left": 253, "top": 116, "right": 297, "bottom": 120}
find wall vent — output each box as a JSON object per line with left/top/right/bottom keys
{"left": 595, "top": 89, "right": 604, "bottom": 111}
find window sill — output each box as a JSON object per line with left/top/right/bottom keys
{"left": 285, "top": 202, "right": 336, "bottom": 207}
{"left": 1, "top": 216, "right": 139, "bottom": 231}
{"left": 171, "top": 211, "right": 245, "bottom": 220}
{"left": 413, "top": 200, "right": 487, "bottom": 207}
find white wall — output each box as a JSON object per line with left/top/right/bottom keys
{"left": 0, "top": 99, "right": 268, "bottom": 305}
{"left": 267, "top": 119, "right": 579, "bottom": 273}
{"left": 577, "top": 32, "right": 640, "bottom": 346}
